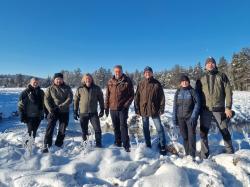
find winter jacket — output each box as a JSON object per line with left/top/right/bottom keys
{"left": 172, "top": 86, "right": 201, "bottom": 126}
{"left": 44, "top": 83, "right": 73, "bottom": 113}
{"left": 134, "top": 77, "right": 165, "bottom": 117}
{"left": 18, "top": 85, "right": 44, "bottom": 118}
{"left": 105, "top": 74, "right": 134, "bottom": 111}
{"left": 74, "top": 83, "right": 104, "bottom": 114}
{"left": 199, "top": 69, "right": 232, "bottom": 112}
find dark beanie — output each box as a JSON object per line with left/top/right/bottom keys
{"left": 205, "top": 57, "right": 216, "bottom": 66}
{"left": 144, "top": 66, "right": 153, "bottom": 73}
{"left": 179, "top": 75, "right": 190, "bottom": 83}
{"left": 53, "top": 73, "right": 63, "bottom": 79}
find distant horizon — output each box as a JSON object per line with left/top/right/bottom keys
{"left": 0, "top": 0, "right": 250, "bottom": 78}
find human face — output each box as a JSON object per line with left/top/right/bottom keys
{"left": 54, "top": 77, "right": 64, "bottom": 86}
{"left": 85, "top": 76, "right": 93, "bottom": 87}
{"left": 144, "top": 71, "right": 153, "bottom": 79}
{"left": 30, "top": 79, "right": 39, "bottom": 88}
{"left": 114, "top": 67, "right": 122, "bottom": 79}
{"left": 180, "top": 80, "right": 190, "bottom": 88}
{"left": 206, "top": 61, "right": 216, "bottom": 71}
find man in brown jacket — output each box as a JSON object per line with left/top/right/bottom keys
{"left": 105, "top": 65, "right": 134, "bottom": 152}
{"left": 74, "top": 74, "right": 104, "bottom": 147}
{"left": 134, "top": 66, "right": 167, "bottom": 155}
{"left": 43, "top": 73, "right": 73, "bottom": 153}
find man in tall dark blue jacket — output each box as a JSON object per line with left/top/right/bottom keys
{"left": 173, "top": 75, "right": 201, "bottom": 160}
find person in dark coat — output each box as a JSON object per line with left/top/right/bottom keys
{"left": 43, "top": 73, "right": 73, "bottom": 153}
{"left": 74, "top": 74, "right": 104, "bottom": 147}
{"left": 173, "top": 75, "right": 201, "bottom": 160}
{"left": 134, "top": 66, "right": 167, "bottom": 155}
{"left": 18, "top": 78, "right": 44, "bottom": 140}
{"left": 105, "top": 65, "right": 134, "bottom": 152}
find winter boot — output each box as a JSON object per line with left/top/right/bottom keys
{"left": 159, "top": 146, "right": 167, "bottom": 156}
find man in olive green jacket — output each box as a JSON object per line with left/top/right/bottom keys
{"left": 18, "top": 78, "right": 44, "bottom": 139}
{"left": 74, "top": 74, "right": 104, "bottom": 147}
{"left": 43, "top": 73, "right": 73, "bottom": 153}
{"left": 198, "top": 57, "right": 234, "bottom": 159}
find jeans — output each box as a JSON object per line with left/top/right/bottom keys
{"left": 142, "top": 116, "right": 166, "bottom": 147}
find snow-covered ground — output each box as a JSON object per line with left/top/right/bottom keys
{"left": 0, "top": 88, "right": 250, "bottom": 187}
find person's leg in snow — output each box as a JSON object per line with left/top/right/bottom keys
{"left": 55, "top": 112, "right": 69, "bottom": 147}
{"left": 80, "top": 114, "right": 90, "bottom": 141}
{"left": 89, "top": 113, "right": 102, "bottom": 147}
{"left": 213, "top": 112, "right": 234, "bottom": 154}
{"left": 179, "top": 118, "right": 189, "bottom": 156}
{"left": 25, "top": 117, "right": 39, "bottom": 145}
{"left": 152, "top": 116, "right": 167, "bottom": 155}
{"left": 142, "top": 117, "right": 152, "bottom": 148}
{"left": 119, "top": 108, "right": 130, "bottom": 152}
{"left": 187, "top": 118, "right": 196, "bottom": 158}
{"left": 44, "top": 113, "right": 58, "bottom": 149}
{"left": 110, "top": 110, "right": 122, "bottom": 147}
{"left": 27, "top": 117, "right": 41, "bottom": 139}
{"left": 200, "top": 110, "right": 211, "bottom": 159}
{"left": 27, "top": 117, "right": 40, "bottom": 138}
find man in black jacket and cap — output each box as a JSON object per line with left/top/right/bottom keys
{"left": 43, "top": 73, "right": 73, "bottom": 153}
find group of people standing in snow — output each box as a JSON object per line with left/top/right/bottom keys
{"left": 18, "top": 56, "right": 235, "bottom": 159}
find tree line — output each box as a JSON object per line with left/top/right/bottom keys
{"left": 1, "top": 47, "right": 249, "bottom": 90}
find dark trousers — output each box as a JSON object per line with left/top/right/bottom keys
{"left": 26, "top": 117, "right": 41, "bottom": 138}
{"left": 200, "top": 110, "right": 234, "bottom": 158}
{"left": 80, "top": 113, "right": 102, "bottom": 145}
{"left": 178, "top": 118, "right": 196, "bottom": 158}
{"left": 110, "top": 109, "right": 130, "bottom": 148}
{"left": 44, "top": 112, "right": 69, "bottom": 147}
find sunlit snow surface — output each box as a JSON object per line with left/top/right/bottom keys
{"left": 0, "top": 88, "right": 250, "bottom": 187}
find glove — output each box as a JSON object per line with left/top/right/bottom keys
{"left": 51, "top": 107, "right": 59, "bottom": 114}
{"left": 49, "top": 107, "right": 59, "bottom": 119}
{"left": 99, "top": 109, "right": 104, "bottom": 118}
{"left": 74, "top": 111, "right": 79, "bottom": 120}
{"left": 135, "top": 108, "right": 140, "bottom": 115}
{"left": 105, "top": 109, "right": 109, "bottom": 117}
{"left": 159, "top": 110, "right": 164, "bottom": 116}
{"left": 20, "top": 113, "right": 28, "bottom": 123}
{"left": 190, "top": 117, "right": 197, "bottom": 128}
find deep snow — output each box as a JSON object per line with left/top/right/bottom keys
{"left": 0, "top": 88, "right": 250, "bottom": 187}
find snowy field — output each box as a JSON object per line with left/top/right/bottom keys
{"left": 0, "top": 88, "right": 250, "bottom": 187}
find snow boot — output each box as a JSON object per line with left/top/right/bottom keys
{"left": 125, "top": 147, "right": 131, "bottom": 152}
{"left": 42, "top": 147, "right": 49, "bottom": 153}
{"left": 159, "top": 146, "right": 167, "bottom": 156}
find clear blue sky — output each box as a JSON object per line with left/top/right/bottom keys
{"left": 0, "top": 0, "right": 250, "bottom": 78}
